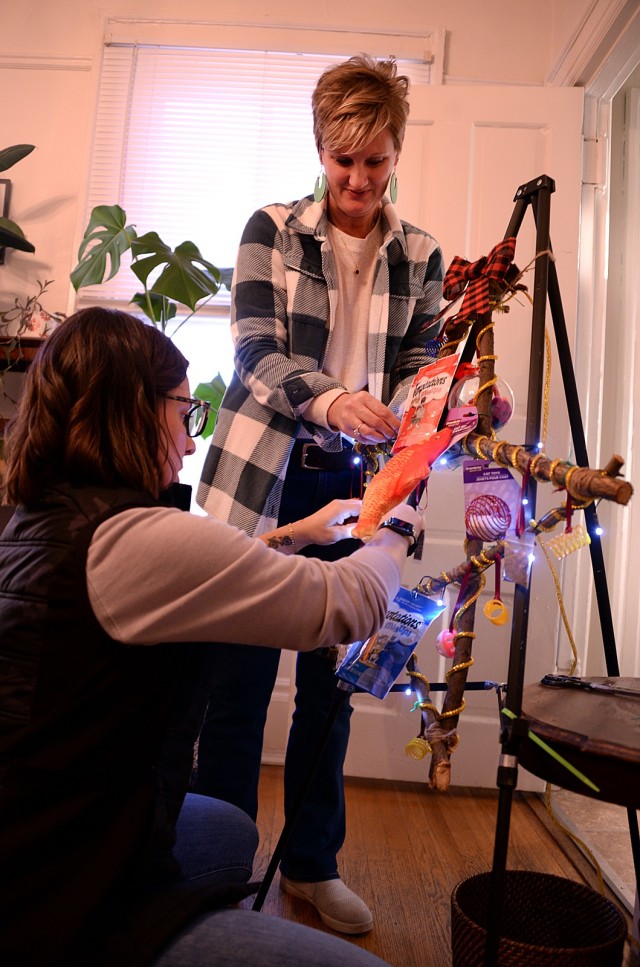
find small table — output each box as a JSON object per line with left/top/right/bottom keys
{"left": 519, "top": 677, "right": 640, "bottom": 808}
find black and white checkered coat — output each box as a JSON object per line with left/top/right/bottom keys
{"left": 197, "top": 194, "right": 444, "bottom": 536}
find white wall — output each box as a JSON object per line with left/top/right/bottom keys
{"left": 0, "top": 0, "right": 591, "bottom": 314}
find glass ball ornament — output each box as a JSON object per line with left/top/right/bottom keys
{"left": 448, "top": 373, "right": 514, "bottom": 431}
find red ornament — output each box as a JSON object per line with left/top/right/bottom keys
{"left": 435, "top": 629, "right": 456, "bottom": 658}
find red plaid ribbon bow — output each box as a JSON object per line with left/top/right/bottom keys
{"left": 443, "top": 237, "right": 517, "bottom": 323}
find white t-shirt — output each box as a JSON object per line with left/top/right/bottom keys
{"left": 302, "top": 219, "right": 382, "bottom": 431}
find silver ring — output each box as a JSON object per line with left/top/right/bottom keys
{"left": 355, "top": 422, "right": 363, "bottom": 437}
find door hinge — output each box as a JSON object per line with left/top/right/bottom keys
{"left": 582, "top": 136, "right": 607, "bottom": 187}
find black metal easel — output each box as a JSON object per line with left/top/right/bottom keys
{"left": 483, "top": 173, "right": 640, "bottom": 965}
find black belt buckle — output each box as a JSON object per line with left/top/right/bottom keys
{"left": 300, "top": 443, "right": 324, "bottom": 470}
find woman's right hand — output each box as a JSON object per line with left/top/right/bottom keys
{"left": 327, "top": 390, "right": 400, "bottom": 443}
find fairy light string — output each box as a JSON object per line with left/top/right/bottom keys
{"left": 404, "top": 667, "right": 460, "bottom": 760}
{"left": 429, "top": 283, "right": 504, "bottom": 790}
{"left": 407, "top": 562, "right": 486, "bottom": 769}
{"left": 368, "top": 241, "right": 632, "bottom": 791}
{"left": 454, "top": 435, "right": 630, "bottom": 504}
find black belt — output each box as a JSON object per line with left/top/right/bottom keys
{"left": 290, "top": 440, "right": 358, "bottom": 472}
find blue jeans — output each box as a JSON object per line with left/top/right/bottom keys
{"left": 153, "top": 909, "right": 388, "bottom": 966}
{"left": 152, "top": 794, "right": 388, "bottom": 966}
{"left": 172, "top": 793, "right": 258, "bottom": 883}
{"left": 196, "top": 462, "right": 361, "bottom": 881}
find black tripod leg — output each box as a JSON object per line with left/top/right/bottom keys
{"left": 484, "top": 182, "right": 553, "bottom": 965}
{"left": 545, "top": 258, "right": 622, "bottom": 676}
{"left": 252, "top": 680, "right": 354, "bottom": 911}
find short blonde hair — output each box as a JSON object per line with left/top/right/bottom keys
{"left": 312, "top": 54, "right": 410, "bottom": 154}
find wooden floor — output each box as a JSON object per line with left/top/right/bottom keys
{"left": 240, "top": 765, "right": 632, "bottom": 966}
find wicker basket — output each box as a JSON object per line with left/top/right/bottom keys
{"left": 451, "top": 870, "right": 627, "bottom": 966}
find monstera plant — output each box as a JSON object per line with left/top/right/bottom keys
{"left": 70, "top": 204, "right": 233, "bottom": 336}
{"left": 70, "top": 204, "right": 230, "bottom": 436}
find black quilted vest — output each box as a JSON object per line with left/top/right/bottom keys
{"left": 0, "top": 484, "right": 251, "bottom": 966}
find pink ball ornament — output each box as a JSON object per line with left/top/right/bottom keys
{"left": 435, "top": 629, "right": 456, "bottom": 658}
{"left": 465, "top": 494, "right": 512, "bottom": 542}
{"left": 448, "top": 374, "right": 514, "bottom": 431}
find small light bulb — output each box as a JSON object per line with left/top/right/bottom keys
{"left": 528, "top": 552, "right": 536, "bottom": 564}
{"left": 594, "top": 526, "right": 603, "bottom": 536}
{"left": 439, "top": 457, "right": 447, "bottom": 466}
{"left": 522, "top": 497, "right": 529, "bottom": 506}
{"left": 352, "top": 455, "right": 361, "bottom": 466}
{"left": 437, "top": 599, "right": 445, "bottom": 607}
{"left": 537, "top": 441, "right": 544, "bottom": 451}
{"left": 405, "top": 686, "right": 412, "bottom": 696}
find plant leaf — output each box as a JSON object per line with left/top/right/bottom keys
{"left": 194, "top": 373, "right": 227, "bottom": 439}
{"left": 130, "top": 290, "right": 177, "bottom": 326}
{"left": 219, "top": 267, "right": 234, "bottom": 291}
{"left": 70, "top": 204, "right": 137, "bottom": 290}
{"left": 0, "top": 144, "right": 35, "bottom": 173}
{"left": 0, "top": 216, "right": 35, "bottom": 253}
{"left": 131, "top": 234, "right": 221, "bottom": 310}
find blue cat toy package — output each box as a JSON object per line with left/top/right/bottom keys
{"left": 336, "top": 587, "right": 446, "bottom": 699}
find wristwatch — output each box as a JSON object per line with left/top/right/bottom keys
{"left": 378, "top": 517, "right": 419, "bottom": 556}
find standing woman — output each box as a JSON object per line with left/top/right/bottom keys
{"left": 196, "top": 54, "right": 444, "bottom": 934}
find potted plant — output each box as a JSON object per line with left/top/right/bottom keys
{"left": 1, "top": 145, "right": 64, "bottom": 382}
{"left": 1, "top": 279, "right": 64, "bottom": 354}
{"left": 71, "top": 204, "right": 230, "bottom": 433}
{"left": 0, "top": 144, "right": 36, "bottom": 256}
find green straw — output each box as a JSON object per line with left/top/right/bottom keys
{"left": 501, "top": 707, "right": 600, "bottom": 793}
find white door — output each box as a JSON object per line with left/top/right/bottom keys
{"left": 265, "top": 84, "right": 585, "bottom": 791}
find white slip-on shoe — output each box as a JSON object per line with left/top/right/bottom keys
{"left": 280, "top": 875, "right": 373, "bottom": 935}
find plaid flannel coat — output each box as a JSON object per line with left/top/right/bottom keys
{"left": 197, "top": 194, "right": 444, "bottom": 536}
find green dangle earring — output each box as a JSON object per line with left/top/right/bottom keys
{"left": 389, "top": 169, "right": 398, "bottom": 204}
{"left": 314, "top": 167, "right": 327, "bottom": 202}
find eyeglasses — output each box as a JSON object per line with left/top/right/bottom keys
{"left": 164, "top": 394, "right": 211, "bottom": 438}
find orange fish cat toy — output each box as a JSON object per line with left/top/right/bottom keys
{"left": 353, "top": 426, "right": 453, "bottom": 541}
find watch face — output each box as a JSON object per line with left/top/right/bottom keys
{"left": 386, "top": 518, "right": 413, "bottom": 536}
{"left": 380, "top": 518, "right": 417, "bottom": 555}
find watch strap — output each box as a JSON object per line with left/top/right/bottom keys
{"left": 378, "top": 517, "right": 418, "bottom": 556}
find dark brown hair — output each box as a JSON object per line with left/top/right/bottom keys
{"left": 3, "top": 307, "right": 189, "bottom": 505}
{"left": 312, "top": 54, "right": 410, "bottom": 154}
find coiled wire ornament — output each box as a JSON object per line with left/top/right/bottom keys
{"left": 546, "top": 522, "right": 591, "bottom": 559}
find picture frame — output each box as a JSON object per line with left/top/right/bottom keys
{"left": 0, "top": 178, "right": 13, "bottom": 266}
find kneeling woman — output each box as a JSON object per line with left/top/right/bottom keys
{"left": 0, "top": 307, "right": 419, "bottom": 967}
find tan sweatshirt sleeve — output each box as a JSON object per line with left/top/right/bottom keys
{"left": 86, "top": 506, "right": 402, "bottom": 649}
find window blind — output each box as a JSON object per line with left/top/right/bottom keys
{"left": 77, "top": 45, "right": 433, "bottom": 310}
